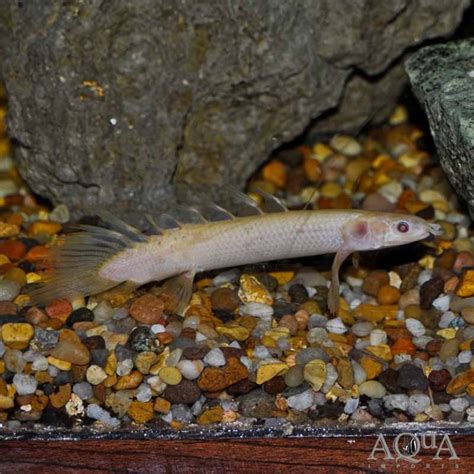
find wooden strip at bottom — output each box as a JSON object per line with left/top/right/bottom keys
{"left": 0, "top": 436, "right": 472, "bottom": 473}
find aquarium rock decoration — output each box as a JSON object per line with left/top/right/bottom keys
{"left": 406, "top": 39, "right": 474, "bottom": 219}
{"left": 0, "top": 0, "right": 469, "bottom": 217}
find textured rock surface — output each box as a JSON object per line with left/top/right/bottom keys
{"left": 406, "top": 39, "right": 474, "bottom": 218}
{"left": 0, "top": 0, "right": 469, "bottom": 216}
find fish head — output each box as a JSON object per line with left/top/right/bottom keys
{"left": 343, "top": 212, "right": 441, "bottom": 251}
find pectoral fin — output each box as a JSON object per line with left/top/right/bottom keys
{"left": 328, "top": 248, "right": 352, "bottom": 315}
{"left": 158, "top": 271, "right": 196, "bottom": 316}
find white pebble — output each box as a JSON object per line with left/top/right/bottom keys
{"left": 287, "top": 389, "right": 315, "bottom": 411}
{"left": 136, "top": 383, "right": 153, "bottom": 402}
{"left": 450, "top": 397, "right": 469, "bottom": 412}
{"left": 344, "top": 397, "right": 360, "bottom": 414}
{"left": 326, "top": 317, "right": 347, "bottom": 334}
{"left": 86, "top": 365, "right": 108, "bottom": 385}
{"left": 86, "top": 404, "right": 120, "bottom": 428}
{"left": 439, "top": 311, "right": 456, "bottom": 329}
{"left": 351, "top": 361, "right": 367, "bottom": 385}
{"left": 151, "top": 324, "right": 166, "bottom": 334}
{"left": 388, "top": 271, "right": 402, "bottom": 289}
{"left": 239, "top": 356, "right": 253, "bottom": 371}
{"left": 213, "top": 269, "right": 240, "bottom": 286}
{"left": 31, "top": 355, "right": 49, "bottom": 372}
{"left": 408, "top": 394, "right": 431, "bottom": 415}
{"left": 432, "top": 294, "right": 450, "bottom": 312}
{"left": 412, "top": 336, "right": 432, "bottom": 350}
{"left": 359, "top": 381, "right": 386, "bottom": 398}
{"left": 418, "top": 270, "right": 432, "bottom": 286}
{"left": 369, "top": 329, "right": 387, "bottom": 346}
{"left": 13, "top": 374, "right": 37, "bottom": 395}
{"left": 405, "top": 318, "right": 426, "bottom": 337}
{"left": 294, "top": 269, "right": 328, "bottom": 287}
{"left": 378, "top": 181, "right": 403, "bottom": 203}
{"left": 147, "top": 376, "right": 166, "bottom": 394}
{"left": 203, "top": 348, "right": 226, "bottom": 367}
{"left": 252, "top": 345, "right": 271, "bottom": 359}
{"left": 116, "top": 359, "right": 133, "bottom": 376}
{"left": 384, "top": 394, "right": 409, "bottom": 411}
{"left": 458, "top": 350, "right": 472, "bottom": 364}
{"left": 351, "top": 321, "right": 374, "bottom": 337}
{"left": 177, "top": 359, "right": 204, "bottom": 379}
{"left": 240, "top": 302, "right": 274, "bottom": 319}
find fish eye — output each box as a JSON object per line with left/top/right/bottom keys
{"left": 397, "top": 221, "right": 409, "bottom": 233}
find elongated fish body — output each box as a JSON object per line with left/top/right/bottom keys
{"left": 100, "top": 210, "right": 355, "bottom": 284}
{"left": 30, "top": 203, "right": 441, "bottom": 314}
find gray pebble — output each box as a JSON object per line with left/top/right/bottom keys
{"left": 73, "top": 381, "right": 93, "bottom": 400}
{"left": 0, "top": 280, "right": 21, "bottom": 301}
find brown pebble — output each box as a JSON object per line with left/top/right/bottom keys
{"left": 399, "top": 264, "right": 421, "bottom": 292}
{"left": 130, "top": 294, "right": 165, "bottom": 325}
{"left": 376, "top": 285, "right": 400, "bottom": 305}
{"left": 362, "top": 193, "right": 395, "bottom": 213}
{"left": 419, "top": 277, "right": 444, "bottom": 310}
{"left": 278, "top": 315, "right": 298, "bottom": 336}
{"left": 263, "top": 375, "right": 286, "bottom": 395}
{"left": 114, "top": 371, "right": 144, "bottom": 390}
{"left": 182, "top": 346, "right": 209, "bottom": 360}
{"left": 362, "top": 270, "right": 389, "bottom": 297}
{"left": 164, "top": 379, "right": 201, "bottom": 405}
{"left": 210, "top": 287, "right": 240, "bottom": 312}
{"left": 49, "top": 384, "right": 71, "bottom": 408}
{"left": 220, "top": 347, "right": 246, "bottom": 360}
{"left": 0, "top": 301, "right": 17, "bottom": 316}
{"left": 93, "top": 384, "right": 106, "bottom": 403}
{"left": 429, "top": 369, "right": 451, "bottom": 392}
{"left": 426, "top": 339, "right": 442, "bottom": 356}
{"left": 227, "top": 378, "right": 256, "bottom": 395}
{"left": 25, "top": 307, "right": 48, "bottom": 325}
{"left": 49, "top": 329, "right": 91, "bottom": 366}
{"left": 198, "top": 357, "right": 248, "bottom": 392}
{"left": 453, "top": 251, "right": 474, "bottom": 273}
{"left": 435, "top": 249, "right": 457, "bottom": 270}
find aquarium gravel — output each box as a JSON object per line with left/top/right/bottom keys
{"left": 0, "top": 96, "right": 473, "bottom": 432}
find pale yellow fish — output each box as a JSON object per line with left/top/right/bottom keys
{"left": 29, "top": 195, "right": 440, "bottom": 314}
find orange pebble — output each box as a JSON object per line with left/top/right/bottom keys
{"left": 46, "top": 298, "right": 73, "bottom": 323}
{"left": 28, "top": 220, "right": 61, "bottom": 237}
{"left": 0, "top": 240, "right": 27, "bottom": 261}
{"left": 262, "top": 159, "right": 287, "bottom": 188}
{"left": 377, "top": 285, "right": 401, "bottom": 305}
{"left": 303, "top": 159, "right": 322, "bottom": 183}
{"left": 26, "top": 245, "right": 51, "bottom": 263}
{"left": 391, "top": 338, "right": 416, "bottom": 355}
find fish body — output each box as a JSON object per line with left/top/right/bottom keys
{"left": 30, "top": 205, "right": 440, "bottom": 314}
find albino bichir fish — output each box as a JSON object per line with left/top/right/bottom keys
{"left": 30, "top": 191, "right": 441, "bottom": 314}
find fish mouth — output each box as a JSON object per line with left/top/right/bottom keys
{"left": 427, "top": 223, "right": 442, "bottom": 236}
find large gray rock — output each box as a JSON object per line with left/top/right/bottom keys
{"left": 406, "top": 39, "right": 474, "bottom": 218}
{"left": 0, "top": 1, "right": 469, "bottom": 217}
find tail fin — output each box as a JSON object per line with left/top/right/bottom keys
{"left": 28, "top": 211, "right": 146, "bottom": 306}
